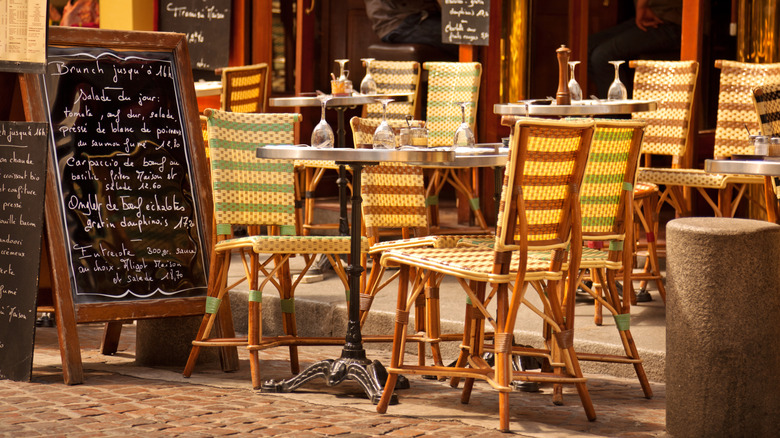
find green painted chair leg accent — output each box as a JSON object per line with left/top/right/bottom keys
{"left": 614, "top": 313, "right": 631, "bottom": 331}
{"left": 426, "top": 195, "right": 439, "bottom": 206}
{"left": 344, "top": 290, "right": 350, "bottom": 303}
{"left": 466, "top": 296, "right": 472, "bottom": 305}
{"left": 205, "top": 296, "right": 222, "bottom": 314}
{"left": 468, "top": 197, "right": 480, "bottom": 211}
{"left": 280, "top": 298, "right": 295, "bottom": 314}
{"left": 248, "top": 290, "right": 263, "bottom": 303}
{"left": 609, "top": 240, "right": 624, "bottom": 251}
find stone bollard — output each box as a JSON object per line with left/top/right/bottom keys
{"left": 666, "top": 217, "right": 780, "bottom": 437}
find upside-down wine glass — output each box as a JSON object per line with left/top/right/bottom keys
{"left": 607, "top": 60, "right": 627, "bottom": 100}
{"left": 452, "top": 101, "right": 475, "bottom": 149}
{"left": 334, "top": 59, "right": 349, "bottom": 81}
{"left": 360, "top": 58, "right": 377, "bottom": 95}
{"left": 311, "top": 94, "right": 334, "bottom": 148}
{"left": 372, "top": 98, "right": 395, "bottom": 149}
{"left": 568, "top": 61, "right": 583, "bottom": 101}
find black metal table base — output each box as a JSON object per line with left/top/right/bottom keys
{"left": 260, "top": 356, "right": 406, "bottom": 405}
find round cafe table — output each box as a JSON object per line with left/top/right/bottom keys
{"left": 705, "top": 158, "right": 780, "bottom": 223}
{"left": 255, "top": 145, "right": 455, "bottom": 403}
{"left": 494, "top": 98, "right": 657, "bottom": 117}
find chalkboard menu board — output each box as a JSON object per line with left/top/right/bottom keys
{"left": 43, "top": 40, "right": 209, "bottom": 304}
{"left": 442, "top": 0, "right": 491, "bottom": 46}
{"left": 158, "top": 0, "right": 231, "bottom": 71}
{"left": 0, "top": 121, "right": 48, "bottom": 381}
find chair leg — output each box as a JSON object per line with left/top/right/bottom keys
{"left": 184, "top": 250, "right": 230, "bottom": 377}
{"left": 376, "top": 264, "right": 411, "bottom": 414}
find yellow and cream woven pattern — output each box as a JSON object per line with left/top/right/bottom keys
{"left": 424, "top": 62, "right": 482, "bottom": 147}
{"left": 631, "top": 60, "right": 698, "bottom": 157}
{"left": 207, "top": 110, "right": 299, "bottom": 229}
{"left": 364, "top": 60, "right": 420, "bottom": 120}
{"left": 580, "top": 120, "right": 645, "bottom": 236}
{"left": 494, "top": 118, "right": 594, "bottom": 251}
{"left": 752, "top": 83, "right": 780, "bottom": 136}
{"left": 381, "top": 117, "right": 593, "bottom": 282}
{"left": 713, "top": 60, "right": 780, "bottom": 157}
{"left": 362, "top": 163, "right": 427, "bottom": 231}
{"left": 220, "top": 63, "right": 269, "bottom": 114}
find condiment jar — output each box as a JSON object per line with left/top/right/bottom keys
{"left": 753, "top": 135, "right": 769, "bottom": 156}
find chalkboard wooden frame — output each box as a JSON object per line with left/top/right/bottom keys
{"left": 21, "top": 27, "right": 215, "bottom": 384}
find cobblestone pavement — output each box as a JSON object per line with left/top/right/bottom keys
{"left": 0, "top": 324, "right": 667, "bottom": 437}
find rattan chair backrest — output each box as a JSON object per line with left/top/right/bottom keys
{"left": 205, "top": 109, "right": 300, "bottom": 234}
{"left": 423, "top": 62, "right": 482, "bottom": 147}
{"left": 580, "top": 120, "right": 645, "bottom": 238}
{"left": 752, "top": 83, "right": 780, "bottom": 137}
{"left": 364, "top": 60, "right": 420, "bottom": 120}
{"left": 350, "top": 117, "right": 428, "bottom": 233}
{"left": 220, "top": 63, "right": 269, "bottom": 113}
{"left": 630, "top": 60, "right": 698, "bottom": 161}
{"left": 495, "top": 117, "right": 594, "bottom": 252}
{"left": 714, "top": 60, "right": 780, "bottom": 158}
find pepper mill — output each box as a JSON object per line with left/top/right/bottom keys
{"left": 556, "top": 45, "right": 571, "bottom": 106}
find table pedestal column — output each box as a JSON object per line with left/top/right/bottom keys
{"left": 261, "top": 163, "right": 402, "bottom": 404}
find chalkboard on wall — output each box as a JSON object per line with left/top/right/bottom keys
{"left": 0, "top": 121, "right": 48, "bottom": 382}
{"left": 158, "top": 0, "right": 232, "bottom": 71}
{"left": 44, "top": 46, "right": 209, "bottom": 304}
{"left": 442, "top": 0, "right": 491, "bottom": 46}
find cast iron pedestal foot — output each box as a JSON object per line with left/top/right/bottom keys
{"left": 260, "top": 355, "right": 404, "bottom": 405}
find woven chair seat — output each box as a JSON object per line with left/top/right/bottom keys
{"left": 637, "top": 167, "right": 764, "bottom": 189}
{"left": 382, "top": 246, "right": 555, "bottom": 283}
{"left": 634, "top": 181, "right": 658, "bottom": 198}
{"left": 213, "top": 234, "right": 365, "bottom": 254}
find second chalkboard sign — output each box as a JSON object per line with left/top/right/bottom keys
{"left": 158, "top": 0, "right": 232, "bottom": 71}
{"left": 442, "top": 0, "right": 491, "bottom": 46}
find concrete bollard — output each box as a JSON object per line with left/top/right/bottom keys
{"left": 666, "top": 217, "right": 780, "bottom": 437}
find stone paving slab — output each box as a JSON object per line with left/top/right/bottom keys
{"left": 3, "top": 323, "right": 667, "bottom": 437}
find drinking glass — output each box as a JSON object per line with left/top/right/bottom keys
{"left": 607, "top": 60, "right": 627, "bottom": 100}
{"left": 568, "top": 61, "right": 582, "bottom": 101}
{"left": 311, "top": 94, "right": 334, "bottom": 148}
{"left": 372, "top": 98, "right": 396, "bottom": 149}
{"left": 334, "top": 59, "right": 349, "bottom": 80}
{"left": 452, "top": 101, "right": 475, "bottom": 149}
{"left": 360, "top": 58, "right": 377, "bottom": 95}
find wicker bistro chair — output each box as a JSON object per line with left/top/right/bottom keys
{"left": 628, "top": 60, "right": 699, "bottom": 302}
{"left": 455, "top": 118, "right": 653, "bottom": 398}
{"left": 184, "top": 110, "right": 361, "bottom": 389}
{"left": 752, "top": 83, "right": 780, "bottom": 222}
{"left": 217, "top": 63, "right": 269, "bottom": 113}
{"left": 422, "top": 62, "right": 489, "bottom": 231}
{"left": 363, "top": 60, "right": 421, "bottom": 120}
{"left": 753, "top": 83, "right": 780, "bottom": 137}
{"left": 376, "top": 118, "right": 596, "bottom": 432}
{"left": 638, "top": 60, "right": 780, "bottom": 220}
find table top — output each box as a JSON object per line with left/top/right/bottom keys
{"left": 256, "top": 145, "right": 454, "bottom": 165}
{"left": 194, "top": 80, "right": 222, "bottom": 97}
{"left": 705, "top": 158, "right": 780, "bottom": 177}
{"left": 494, "top": 99, "right": 657, "bottom": 117}
{"left": 269, "top": 93, "right": 412, "bottom": 108}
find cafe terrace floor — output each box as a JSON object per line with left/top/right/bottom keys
{"left": 19, "top": 246, "right": 667, "bottom": 437}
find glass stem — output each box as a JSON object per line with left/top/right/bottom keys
{"left": 321, "top": 102, "right": 326, "bottom": 121}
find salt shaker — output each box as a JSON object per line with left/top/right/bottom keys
{"left": 753, "top": 135, "right": 769, "bottom": 156}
